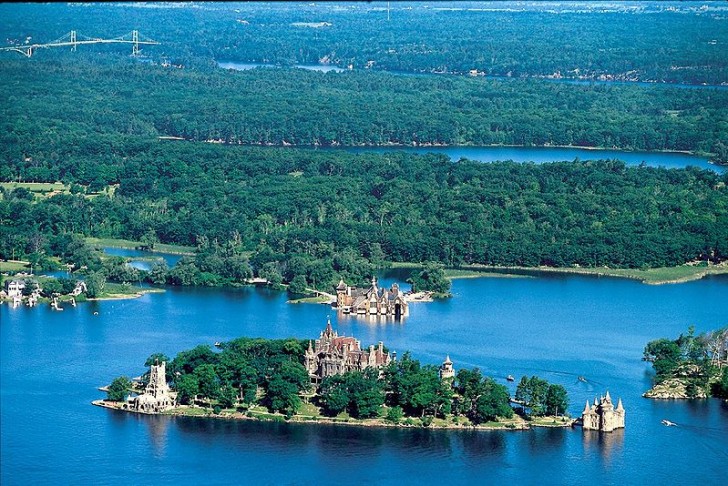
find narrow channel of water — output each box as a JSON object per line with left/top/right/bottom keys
{"left": 217, "top": 60, "right": 728, "bottom": 90}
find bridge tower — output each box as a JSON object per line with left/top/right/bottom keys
{"left": 132, "top": 30, "right": 139, "bottom": 56}
{"left": 70, "top": 30, "right": 77, "bottom": 52}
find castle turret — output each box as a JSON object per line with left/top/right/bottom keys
{"left": 440, "top": 355, "right": 455, "bottom": 380}
{"left": 322, "top": 318, "right": 336, "bottom": 340}
{"left": 147, "top": 360, "right": 170, "bottom": 398}
{"left": 305, "top": 340, "right": 317, "bottom": 375}
{"left": 131, "top": 360, "right": 175, "bottom": 413}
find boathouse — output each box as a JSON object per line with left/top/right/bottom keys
{"left": 334, "top": 277, "right": 408, "bottom": 317}
{"left": 582, "top": 391, "right": 625, "bottom": 432}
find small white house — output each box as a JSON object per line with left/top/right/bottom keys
{"left": 4, "top": 280, "right": 26, "bottom": 298}
{"left": 72, "top": 281, "right": 88, "bottom": 296}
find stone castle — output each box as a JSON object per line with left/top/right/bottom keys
{"left": 581, "top": 391, "right": 625, "bottom": 432}
{"left": 130, "top": 361, "right": 175, "bottom": 413}
{"left": 335, "top": 278, "right": 408, "bottom": 317}
{"left": 304, "top": 319, "right": 392, "bottom": 382}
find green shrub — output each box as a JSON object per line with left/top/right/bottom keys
{"left": 386, "top": 406, "right": 404, "bottom": 424}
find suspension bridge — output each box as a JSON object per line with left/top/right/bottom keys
{"left": 0, "top": 30, "right": 160, "bottom": 58}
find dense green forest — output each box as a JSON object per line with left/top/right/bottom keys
{"left": 2, "top": 2, "right": 727, "bottom": 292}
{"left": 2, "top": 145, "right": 727, "bottom": 292}
{"left": 108, "top": 337, "right": 566, "bottom": 424}
{"left": 2, "top": 57, "right": 727, "bottom": 177}
{"left": 1, "top": 2, "right": 726, "bottom": 85}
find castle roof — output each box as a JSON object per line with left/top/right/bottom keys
{"left": 583, "top": 400, "right": 591, "bottom": 415}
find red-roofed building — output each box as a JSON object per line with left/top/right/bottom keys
{"left": 304, "top": 319, "right": 392, "bottom": 382}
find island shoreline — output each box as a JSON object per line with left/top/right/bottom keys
{"left": 92, "top": 399, "right": 574, "bottom": 432}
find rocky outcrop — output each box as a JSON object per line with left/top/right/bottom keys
{"left": 643, "top": 378, "right": 708, "bottom": 399}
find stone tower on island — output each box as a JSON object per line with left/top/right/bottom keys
{"left": 581, "top": 391, "right": 625, "bottom": 432}
{"left": 131, "top": 360, "right": 175, "bottom": 413}
{"left": 440, "top": 355, "right": 455, "bottom": 380}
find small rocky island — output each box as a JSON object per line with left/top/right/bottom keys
{"left": 642, "top": 326, "right": 728, "bottom": 400}
{"left": 94, "top": 320, "right": 597, "bottom": 431}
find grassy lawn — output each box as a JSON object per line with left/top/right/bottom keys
{"left": 288, "top": 295, "right": 333, "bottom": 304}
{"left": 1, "top": 182, "right": 119, "bottom": 201}
{"left": 445, "top": 263, "right": 728, "bottom": 285}
{"left": 529, "top": 415, "right": 573, "bottom": 427}
{"left": 0, "top": 261, "right": 30, "bottom": 273}
{"left": 169, "top": 406, "right": 209, "bottom": 416}
{"left": 96, "top": 283, "right": 164, "bottom": 299}
{"left": 0, "top": 182, "right": 69, "bottom": 199}
{"left": 522, "top": 264, "right": 728, "bottom": 285}
{"left": 298, "top": 402, "right": 323, "bottom": 417}
{"left": 444, "top": 268, "right": 530, "bottom": 280}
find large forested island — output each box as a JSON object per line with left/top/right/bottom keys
{"left": 1, "top": 2, "right": 727, "bottom": 296}
{"left": 96, "top": 325, "right": 571, "bottom": 430}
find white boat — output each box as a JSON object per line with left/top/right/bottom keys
{"left": 661, "top": 419, "right": 677, "bottom": 427}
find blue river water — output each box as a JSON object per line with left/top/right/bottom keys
{"left": 216, "top": 60, "right": 728, "bottom": 90}
{"left": 340, "top": 145, "right": 723, "bottom": 173}
{"left": 217, "top": 60, "right": 724, "bottom": 175}
{"left": 2, "top": 271, "right": 727, "bottom": 485}
{"left": 103, "top": 247, "right": 183, "bottom": 271}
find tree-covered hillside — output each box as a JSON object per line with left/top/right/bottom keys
{"left": 2, "top": 58, "right": 727, "bottom": 184}
{"left": 1, "top": 2, "right": 727, "bottom": 292}
{"left": 2, "top": 146, "right": 727, "bottom": 279}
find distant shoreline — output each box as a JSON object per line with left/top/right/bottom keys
{"left": 165, "top": 137, "right": 722, "bottom": 166}
{"left": 390, "top": 262, "right": 728, "bottom": 286}
{"left": 87, "top": 288, "right": 165, "bottom": 301}
{"left": 464, "top": 264, "right": 728, "bottom": 285}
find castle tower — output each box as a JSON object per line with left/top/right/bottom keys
{"left": 336, "top": 279, "right": 348, "bottom": 307}
{"left": 305, "top": 340, "right": 317, "bottom": 376}
{"left": 132, "top": 360, "right": 175, "bottom": 413}
{"left": 322, "top": 318, "right": 336, "bottom": 340}
{"left": 146, "top": 360, "right": 171, "bottom": 398}
{"left": 440, "top": 355, "right": 455, "bottom": 380}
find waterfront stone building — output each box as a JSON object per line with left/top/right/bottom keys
{"left": 582, "top": 391, "right": 625, "bottom": 432}
{"left": 335, "top": 278, "right": 408, "bottom": 317}
{"left": 130, "top": 361, "right": 175, "bottom": 413}
{"left": 304, "top": 319, "right": 392, "bottom": 382}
